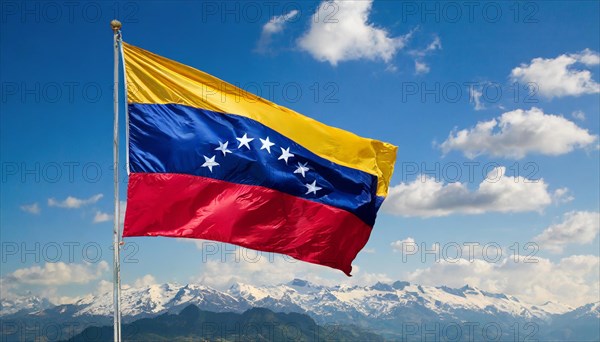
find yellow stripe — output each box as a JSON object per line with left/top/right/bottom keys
{"left": 122, "top": 42, "right": 397, "bottom": 197}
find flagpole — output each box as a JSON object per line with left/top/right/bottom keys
{"left": 111, "top": 19, "right": 122, "bottom": 342}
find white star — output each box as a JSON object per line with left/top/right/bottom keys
{"left": 305, "top": 180, "right": 322, "bottom": 195}
{"left": 215, "top": 141, "right": 232, "bottom": 156}
{"left": 201, "top": 155, "right": 219, "bottom": 172}
{"left": 294, "top": 162, "right": 310, "bottom": 178}
{"left": 259, "top": 137, "right": 275, "bottom": 154}
{"left": 236, "top": 133, "right": 254, "bottom": 149}
{"left": 278, "top": 147, "right": 295, "bottom": 164}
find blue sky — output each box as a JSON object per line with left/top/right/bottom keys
{"left": 1, "top": 0, "right": 599, "bottom": 307}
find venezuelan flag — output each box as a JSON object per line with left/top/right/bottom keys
{"left": 121, "top": 42, "right": 397, "bottom": 275}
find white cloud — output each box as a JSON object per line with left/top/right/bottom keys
{"left": 0, "top": 277, "right": 16, "bottom": 293}
{"left": 511, "top": 49, "right": 600, "bottom": 98}
{"left": 414, "top": 60, "right": 430, "bottom": 74}
{"left": 410, "top": 36, "right": 442, "bottom": 58}
{"left": 93, "top": 273, "right": 154, "bottom": 298}
{"left": 534, "top": 211, "right": 600, "bottom": 254}
{"left": 95, "top": 279, "right": 113, "bottom": 296}
{"left": 410, "top": 36, "right": 441, "bottom": 74}
{"left": 48, "top": 194, "right": 103, "bottom": 209}
{"left": 93, "top": 211, "right": 112, "bottom": 223}
{"left": 4, "top": 261, "right": 109, "bottom": 286}
{"left": 20, "top": 203, "right": 40, "bottom": 215}
{"left": 391, "top": 237, "right": 416, "bottom": 253}
{"left": 131, "top": 274, "right": 157, "bottom": 289}
{"left": 469, "top": 87, "right": 485, "bottom": 111}
{"left": 391, "top": 238, "right": 444, "bottom": 259}
{"left": 385, "top": 64, "right": 398, "bottom": 73}
{"left": 572, "top": 110, "right": 586, "bottom": 121}
{"left": 440, "top": 108, "right": 597, "bottom": 159}
{"left": 407, "top": 255, "right": 600, "bottom": 307}
{"left": 256, "top": 9, "right": 299, "bottom": 52}
{"left": 195, "top": 244, "right": 389, "bottom": 290}
{"left": 577, "top": 48, "right": 600, "bottom": 65}
{"left": 382, "top": 167, "right": 555, "bottom": 217}
{"left": 29, "top": 287, "right": 82, "bottom": 305}
{"left": 298, "top": 0, "right": 411, "bottom": 66}
{"left": 552, "top": 187, "right": 574, "bottom": 204}
{"left": 263, "top": 10, "right": 299, "bottom": 35}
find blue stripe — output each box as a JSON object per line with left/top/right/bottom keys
{"left": 128, "top": 103, "right": 381, "bottom": 226}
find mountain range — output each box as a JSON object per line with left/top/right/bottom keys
{"left": 2, "top": 279, "right": 599, "bottom": 341}
{"left": 64, "top": 305, "right": 384, "bottom": 342}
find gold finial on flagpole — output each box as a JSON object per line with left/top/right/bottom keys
{"left": 111, "top": 19, "right": 122, "bottom": 32}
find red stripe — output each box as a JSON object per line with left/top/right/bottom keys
{"left": 123, "top": 172, "right": 373, "bottom": 276}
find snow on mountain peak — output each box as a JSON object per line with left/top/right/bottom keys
{"left": 0, "top": 294, "right": 53, "bottom": 316}
{"left": 2, "top": 280, "right": 581, "bottom": 321}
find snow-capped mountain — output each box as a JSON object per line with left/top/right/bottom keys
{"left": 51, "top": 279, "right": 574, "bottom": 321}
{"left": 72, "top": 283, "right": 246, "bottom": 318}
{"left": 0, "top": 293, "right": 53, "bottom": 316}
{"left": 2, "top": 280, "right": 598, "bottom": 340}
{"left": 562, "top": 301, "right": 600, "bottom": 319}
